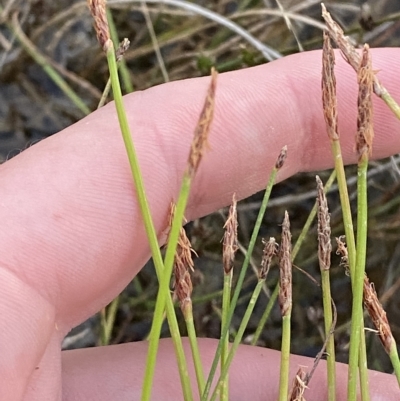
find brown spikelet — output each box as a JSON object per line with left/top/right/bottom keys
{"left": 87, "top": 0, "right": 110, "bottom": 52}
{"left": 289, "top": 367, "right": 308, "bottom": 401}
{"left": 322, "top": 31, "right": 339, "bottom": 141}
{"left": 116, "top": 38, "right": 130, "bottom": 62}
{"left": 279, "top": 211, "right": 292, "bottom": 317}
{"left": 275, "top": 145, "right": 288, "bottom": 170}
{"left": 363, "top": 276, "right": 394, "bottom": 354}
{"left": 335, "top": 235, "right": 349, "bottom": 275}
{"left": 260, "top": 237, "right": 277, "bottom": 280}
{"left": 316, "top": 176, "right": 331, "bottom": 270}
{"left": 168, "top": 203, "right": 196, "bottom": 316}
{"left": 188, "top": 68, "right": 218, "bottom": 177}
{"left": 356, "top": 45, "right": 374, "bottom": 160}
{"left": 222, "top": 194, "right": 238, "bottom": 274}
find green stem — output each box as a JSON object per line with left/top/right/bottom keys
{"left": 278, "top": 313, "right": 291, "bottom": 401}
{"left": 389, "top": 342, "right": 400, "bottom": 388}
{"left": 330, "top": 140, "right": 370, "bottom": 401}
{"left": 220, "top": 272, "right": 233, "bottom": 401}
{"left": 100, "top": 296, "right": 120, "bottom": 345}
{"left": 184, "top": 304, "right": 206, "bottom": 397}
{"left": 321, "top": 270, "right": 336, "bottom": 401}
{"left": 380, "top": 88, "right": 400, "bottom": 121}
{"left": 143, "top": 173, "right": 194, "bottom": 401}
{"left": 209, "top": 279, "right": 265, "bottom": 401}
{"left": 347, "top": 156, "right": 369, "bottom": 401}
{"left": 202, "top": 167, "right": 279, "bottom": 400}
{"left": 105, "top": 43, "right": 193, "bottom": 401}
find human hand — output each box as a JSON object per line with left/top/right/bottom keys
{"left": 1, "top": 49, "right": 400, "bottom": 401}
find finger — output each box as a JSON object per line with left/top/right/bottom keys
{"left": 62, "top": 338, "right": 398, "bottom": 401}
{"left": 1, "top": 49, "right": 399, "bottom": 334}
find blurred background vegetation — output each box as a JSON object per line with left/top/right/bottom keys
{"left": 1, "top": 0, "right": 400, "bottom": 376}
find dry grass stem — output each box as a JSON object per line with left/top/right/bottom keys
{"left": 222, "top": 194, "right": 238, "bottom": 275}
{"left": 321, "top": 31, "right": 339, "bottom": 141}
{"left": 363, "top": 276, "right": 394, "bottom": 355}
{"left": 87, "top": 0, "right": 110, "bottom": 51}
{"left": 289, "top": 367, "right": 308, "bottom": 401}
{"left": 321, "top": 3, "right": 385, "bottom": 99}
{"left": 356, "top": 45, "right": 374, "bottom": 160}
{"left": 188, "top": 68, "right": 218, "bottom": 177}
{"left": 316, "top": 176, "right": 332, "bottom": 270}
{"left": 275, "top": 145, "right": 288, "bottom": 170}
{"left": 279, "top": 211, "right": 292, "bottom": 317}
{"left": 260, "top": 237, "right": 277, "bottom": 280}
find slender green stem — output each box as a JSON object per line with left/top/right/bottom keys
{"left": 100, "top": 296, "right": 120, "bottom": 345}
{"left": 184, "top": 304, "right": 206, "bottom": 397}
{"left": 220, "top": 272, "right": 232, "bottom": 401}
{"left": 278, "top": 313, "right": 291, "bottom": 401}
{"left": 348, "top": 156, "right": 369, "bottom": 401}
{"left": 143, "top": 173, "right": 194, "bottom": 401}
{"left": 209, "top": 279, "right": 265, "bottom": 401}
{"left": 380, "top": 88, "right": 400, "bottom": 121}
{"left": 389, "top": 343, "right": 400, "bottom": 388}
{"left": 251, "top": 170, "right": 337, "bottom": 346}
{"left": 202, "top": 167, "right": 279, "bottom": 400}
{"left": 331, "top": 141, "right": 356, "bottom": 265}
{"left": 321, "top": 271, "right": 336, "bottom": 401}
{"left": 251, "top": 283, "right": 278, "bottom": 346}
{"left": 330, "top": 140, "right": 370, "bottom": 401}
{"left": 106, "top": 43, "right": 193, "bottom": 401}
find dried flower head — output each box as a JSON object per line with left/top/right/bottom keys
{"left": 188, "top": 68, "right": 217, "bottom": 177}
{"left": 289, "top": 367, "right": 308, "bottom": 401}
{"left": 321, "top": 31, "right": 339, "bottom": 141}
{"left": 260, "top": 237, "right": 277, "bottom": 280}
{"left": 356, "top": 45, "right": 374, "bottom": 160}
{"left": 222, "top": 194, "right": 238, "bottom": 274}
{"left": 279, "top": 211, "right": 292, "bottom": 316}
{"left": 87, "top": 0, "right": 110, "bottom": 52}
{"left": 316, "top": 176, "right": 331, "bottom": 271}
{"left": 364, "top": 276, "right": 394, "bottom": 354}
{"left": 275, "top": 145, "right": 288, "bottom": 170}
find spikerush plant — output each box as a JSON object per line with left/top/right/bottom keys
{"left": 86, "top": 2, "right": 400, "bottom": 401}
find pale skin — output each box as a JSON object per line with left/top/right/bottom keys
{"left": 1, "top": 49, "right": 400, "bottom": 401}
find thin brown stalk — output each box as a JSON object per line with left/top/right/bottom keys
{"left": 187, "top": 68, "right": 217, "bottom": 177}
{"left": 279, "top": 211, "right": 292, "bottom": 317}
{"left": 322, "top": 31, "right": 339, "bottom": 141}
{"left": 222, "top": 193, "right": 238, "bottom": 275}
{"left": 356, "top": 45, "right": 374, "bottom": 161}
